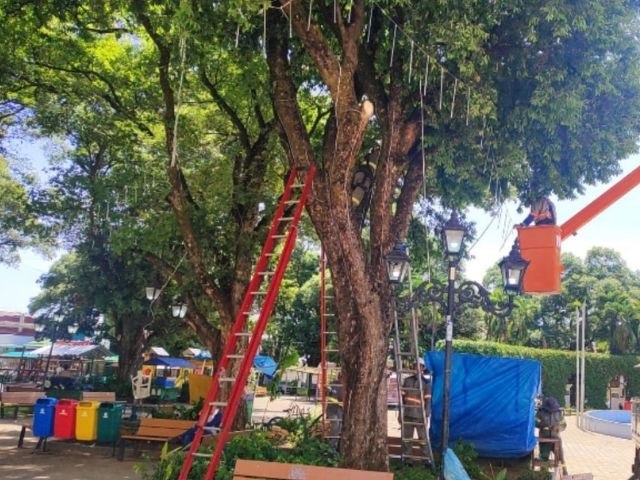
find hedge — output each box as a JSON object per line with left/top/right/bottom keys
{"left": 437, "top": 340, "right": 640, "bottom": 409}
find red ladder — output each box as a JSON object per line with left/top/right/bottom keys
{"left": 178, "top": 165, "right": 316, "bottom": 480}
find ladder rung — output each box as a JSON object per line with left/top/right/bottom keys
{"left": 324, "top": 435, "right": 341, "bottom": 439}
{"left": 324, "top": 349, "right": 339, "bottom": 353}
{"left": 258, "top": 271, "right": 275, "bottom": 276}
{"left": 323, "top": 313, "right": 335, "bottom": 317}
{"left": 252, "top": 291, "right": 267, "bottom": 295}
{"left": 272, "top": 234, "right": 287, "bottom": 238}
{"left": 403, "top": 439, "right": 428, "bottom": 444}
{"left": 284, "top": 200, "right": 299, "bottom": 204}
{"left": 400, "top": 387, "right": 423, "bottom": 391}
{"left": 220, "top": 377, "right": 235, "bottom": 382}
{"left": 210, "top": 401, "right": 228, "bottom": 407}
{"left": 324, "top": 295, "right": 334, "bottom": 299}
{"left": 403, "top": 454, "right": 430, "bottom": 460}
{"left": 235, "top": 332, "right": 251, "bottom": 337}
{"left": 265, "top": 253, "right": 276, "bottom": 256}
{"left": 325, "top": 418, "right": 342, "bottom": 423}
{"left": 279, "top": 217, "right": 294, "bottom": 221}
{"left": 192, "top": 452, "right": 212, "bottom": 458}
{"left": 403, "top": 421, "right": 424, "bottom": 425}
{"left": 227, "top": 354, "right": 244, "bottom": 359}
{"left": 324, "top": 331, "right": 337, "bottom": 335}
{"left": 398, "top": 352, "right": 416, "bottom": 356}
{"left": 292, "top": 183, "right": 304, "bottom": 188}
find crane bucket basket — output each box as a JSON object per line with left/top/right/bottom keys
{"left": 517, "top": 225, "right": 562, "bottom": 295}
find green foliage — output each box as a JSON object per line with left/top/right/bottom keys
{"left": 451, "top": 339, "right": 640, "bottom": 408}
{"left": 515, "top": 471, "right": 551, "bottom": 480}
{"left": 0, "top": 157, "right": 51, "bottom": 264}
{"left": 152, "top": 398, "right": 203, "bottom": 420}
{"left": 391, "top": 462, "right": 437, "bottom": 480}
{"left": 146, "top": 429, "right": 339, "bottom": 480}
{"left": 453, "top": 440, "right": 482, "bottom": 479}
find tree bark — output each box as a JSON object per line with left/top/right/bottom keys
{"left": 267, "top": 2, "right": 423, "bottom": 470}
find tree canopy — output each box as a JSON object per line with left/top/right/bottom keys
{"left": 2, "top": 0, "right": 640, "bottom": 471}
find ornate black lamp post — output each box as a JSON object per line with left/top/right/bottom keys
{"left": 440, "top": 212, "right": 527, "bottom": 474}
{"left": 171, "top": 303, "right": 188, "bottom": 319}
{"left": 386, "top": 242, "right": 411, "bottom": 285}
{"left": 405, "top": 212, "right": 528, "bottom": 477}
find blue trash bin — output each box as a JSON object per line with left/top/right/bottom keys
{"left": 33, "top": 397, "right": 58, "bottom": 437}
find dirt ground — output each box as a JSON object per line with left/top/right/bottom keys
{"left": 0, "top": 396, "right": 313, "bottom": 480}
{"left": 0, "top": 418, "right": 142, "bottom": 480}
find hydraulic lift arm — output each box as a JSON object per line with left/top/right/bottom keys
{"left": 560, "top": 166, "right": 640, "bottom": 241}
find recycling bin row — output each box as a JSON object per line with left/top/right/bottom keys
{"left": 33, "top": 398, "right": 123, "bottom": 442}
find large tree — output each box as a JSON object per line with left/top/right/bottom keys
{"left": 261, "top": 0, "right": 640, "bottom": 469}
{"left": 3, "top": 0, "right": 640, "bottom": 472}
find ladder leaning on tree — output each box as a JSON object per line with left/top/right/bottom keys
{"left": 391, "top": 292, "right": 434, "bottom": 467}
{"left": 177, "top": 165, "right": 316, "bottom": 480}
{"left": 319, "top": 249, "right": 342, "bottom": 449}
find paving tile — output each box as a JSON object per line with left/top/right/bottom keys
{"left": 561, "top": 415, "right": 634, "bottom": 480}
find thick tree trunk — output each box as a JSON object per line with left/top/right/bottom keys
{"left": 266, "top": 3, "right": 421, "bottom": 469}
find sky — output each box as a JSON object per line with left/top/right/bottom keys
{"left": 464, "top": 155, "right": 640, "bottom": 281}
{"left": 1, "top": 139, "right": 640, "bottom": 313}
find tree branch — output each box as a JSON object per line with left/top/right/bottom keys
{"left": 200, "top": 67, "right": 252, "bottom": 154}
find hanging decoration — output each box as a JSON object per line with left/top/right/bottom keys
{"left": 235, "top": 0, "right": 490, "bottom": 139}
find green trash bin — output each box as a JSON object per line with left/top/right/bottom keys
{"left": 97, "top": 402, "right": 123, "bottom": 444}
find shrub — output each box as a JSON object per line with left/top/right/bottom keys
{"left": 146, "top": 427, "right": 340, "bottom": 480}
{"left": 446, "top": 340, "right": 640, "bottom": 408}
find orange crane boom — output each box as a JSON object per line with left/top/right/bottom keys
{"left": 560, "top": 165, "right": 640, "bottom": 241}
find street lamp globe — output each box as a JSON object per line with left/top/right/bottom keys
{"left": 34, "top": 322, "right": 45, "bottom": 333}
{"left": 145, "top": 286, "right": 161, "bottom": 301}
{"left": 499, "top": 242, "right": 530, "bottom": 295}
{"left": 67, "top": 323, "right": 79, "bottom": 335}
{"left": 442, "top": 211, "right": 466, "bottom": 258}
{"left": 171, "top": 303, "right": 188, "bottom": 319}
{"left": 53, "top": 314, "right": 64, "bottom": 323}
{"left": 385, "top": 241, "right": 411, "bottom": 284}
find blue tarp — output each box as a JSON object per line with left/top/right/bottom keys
{"left": 426, "top": 351, "right": 540, "bottom": 458}
{"left": 443, "top": 448, "right": 472, "bottom": 480}
{"left": 144, "top": 357, "right": 195, "bottom": 369}
{"left": 253, "top": 355, "right": 277, "bottom": 377}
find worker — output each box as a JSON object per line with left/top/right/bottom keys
{"left": 520, "top": 196, "right": 557, "bottom": 226}
{"left": 536, "top": 396, "right": 566, "bottom": 465}
{"left": 401, "top": 361, "right": 432, "bottom": 462}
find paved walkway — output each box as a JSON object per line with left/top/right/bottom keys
{"left": 1, "top": 399, "right": 636, "bottom": 479}
{"left": 562, "top": 415, "right": 634, "bottom": 480}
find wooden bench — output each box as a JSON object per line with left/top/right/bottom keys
{"left": 232, "top": 459, "right": 394, "bottom": 480}
{"left": 81, "top": 391, "right": 116, "bottom": 402}
{"left": 0, "top": 391, "right": 45, "bottom": 419}
{"left": 117, "top": 418, "right": 195, "bottom": 460}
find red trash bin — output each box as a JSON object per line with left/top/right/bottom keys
{"left": 54, "top": 399, "right": 78, "bottom": 439}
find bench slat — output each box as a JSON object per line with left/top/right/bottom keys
{"left": 121, "top": 435, "right": 180, "bottom": 442}
{"left": 135, "top": 427, "right": 189, "bottom": 438}
{"left": 233, "top": 459, "right": 394, "bottom": 480}
{"left": 139, "top": 418, "right": 195, "bottom": 429}
{"left": 0, "top": 392, "right": 46, "bottom": 404}
{"left": 81, "top": 392, "right": 116, "bottom": 402}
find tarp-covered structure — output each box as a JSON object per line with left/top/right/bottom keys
{"left": 144, "top": 357, "right": 195, "bottom": 369}
{"left": 30, "top": 341, "right": 111, "bottom": 359}
{"left": 426, "top": 351, "right": 541, "bottom": 458}
{"left": 253, "top": 355, "right": 277, "bottom": 377}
